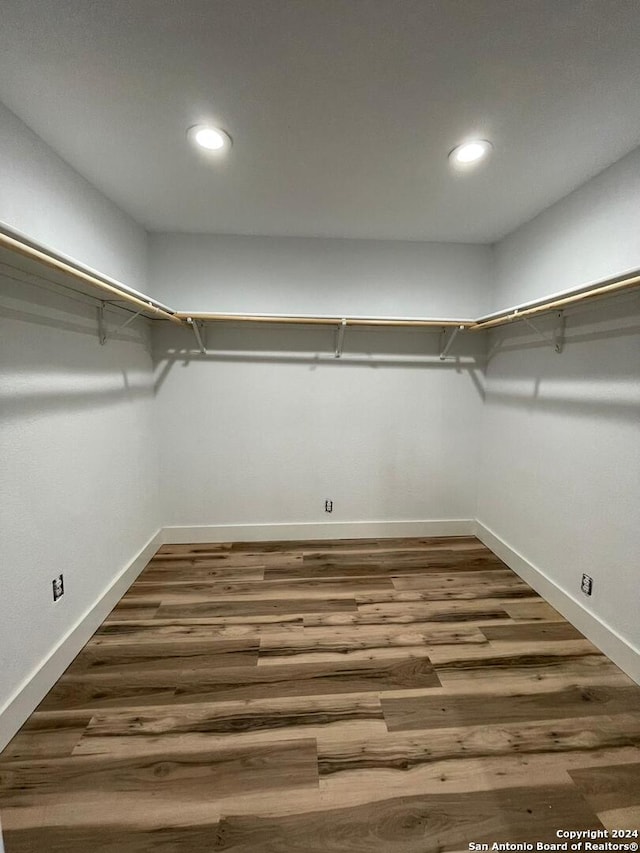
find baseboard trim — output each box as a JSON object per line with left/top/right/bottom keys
{"left": 475, "top": 520, "right": 640, "bottom": 685}
{"left": 162, "top": 518, "right": 476, "bottom": 544}
{"left": 0, "top": 528, "right": 164, "bottom": 752}
{"left": 6, "top": 518, "right": 634, "bottom": 757}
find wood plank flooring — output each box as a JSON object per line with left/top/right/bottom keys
{"left": 1, "top": 536, "right": 639, "bottom": 852}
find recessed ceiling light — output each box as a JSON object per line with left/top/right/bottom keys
{"left": 187, "top": 125, "right": 232, "bottom": 153}
{"left": 449, "top": 139, "right": 492, "bottom": 169}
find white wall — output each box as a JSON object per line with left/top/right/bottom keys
{"left": 0, "top": 275, "right": 162, "bottom": 749}
{"left": 477, "top": 298, "right": 640, "bottom": 672}
{"left": 149, "top": 233, "right": 492, "bottom": 317}
{"left": 153, "top": 323, "right": 485, "bottom": 538}
{"left": 0, "top": 101, "right": 148, "bottom": 290}
{"left": 150, "top": 233, "right": 489, "bottom": 538}
{"left": 151, "top": 233, "right": 488, "bottom": 536}
{"left": 492, "top": 145, "right": 640, "bottom": 311}
{"left": 0, "top": 100, "right": 161, "bottom": 748}
{"left": 478, "top": 147, "right": 640, "bottom": 679}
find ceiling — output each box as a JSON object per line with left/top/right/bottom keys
{"left": 1, "top": 0, "right": 640, "bottom": 243}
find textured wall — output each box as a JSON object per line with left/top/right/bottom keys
{"left": 153, "top": 322, "right": 485, "bottom": 530}
{"left": 0, "top": 101, "right": 148, "bottom": 290}
{"left": 492, "top": 145, "right": 640, "bottom": 311}
{"left": 149, "top": 232, "right": 492, "bottom": 318}
{"left": 0, "top": 276, "right": 161, "bottom": 743}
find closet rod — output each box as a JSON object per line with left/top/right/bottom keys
{"left": 0, "top": 219, "right": 176, "bottom": 313}
{"left": 470, "top": 272, "right": 640, "bottom": 331}
{"left": 0, "top": 231, "right": 183, "bottom": 325}
{"left": 177, "top": 312, "right": 472, "bottom": 328}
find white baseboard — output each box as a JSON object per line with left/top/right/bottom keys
{"left": 0, "top": 528, "right": 164, "bottom": 752}
{"left": 6, "top": 517, "right": 635, "bottom": 761}
{"left": 162, "top": 518, "right": 476, "bottom": 544}
{"left": 0, "top": 520, "right": 471, "bottom": 751}
{"left": 476, "top": 520, "right": 640, "bottom": 686}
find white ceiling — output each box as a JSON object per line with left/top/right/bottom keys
{"left": 1, "top": 0, "right": 640, "bottom": 243}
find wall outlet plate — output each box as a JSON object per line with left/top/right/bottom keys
{"left": 581, "top": 574, "right": 593, "bottom": 596}
{"left": 324, "top": 499, "right": 333, "bottom": 513}
{"left": 52, "top": 574, "right": 64, "bottom": 602}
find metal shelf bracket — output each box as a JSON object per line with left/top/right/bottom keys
{"left": 97, "top": 302, "right": 107, "bottom": 345}
{"left": 522, "top": 311, "right": 565, "bottom": 353}
{"left": 334, "top": 318, "right": 347, "bottom": 358}
{"left": 553, "top": 311, "right": 566, "bottom": 354}
{"left": 117, "top": 309, "right": 143, "bottom": 333}
{"left": 187, "top": 317, "right": 206, "bottom": 354}
{"left": 97, "top": 302, "right": 145, "bottom": 345}
{"left": 439, "top": 325, "right": 463, "bottom": 360}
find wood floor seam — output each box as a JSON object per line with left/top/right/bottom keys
{"left": 1, "top": 534, "right": 638, "bottom": 852}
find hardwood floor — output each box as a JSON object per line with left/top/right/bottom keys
{"left": 1, "top": 536, "right": 639, "bottom": 851}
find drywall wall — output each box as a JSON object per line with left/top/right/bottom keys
{"left": 0, "top": 101, "right": 148, "bottom": 290}
{"left": 479, "top": 148, "right": 640, "bottom": 679}
{"left": 0, "top": 274, "right": 161, "bottom": 749}
{"left": 153, "top": 320, "right": 485, "bottom": 536}
{"left": 477, "top": 296, "right": 640, "bottom": 675}
{"left": 150, "top": 233, "right": 490, "bottom": 538}
{"left": 492, "top": 144, "right": 640, "bottom": 311}
{"left": 149, "top": 233, "right": 492, "bottom": 317}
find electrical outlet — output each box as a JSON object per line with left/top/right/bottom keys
{"left": 324, "top": 499, "right": 333, "bottom": 513}
{"left": 581, "top": 574, "right": 593, "bottom": 596}
{"left": 52, "top": 574, "right": 64, "bottom": 602}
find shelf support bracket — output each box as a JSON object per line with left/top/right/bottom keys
{"left": 187, "top": 317, "right": 206, "bottom": 354}
{"left": 117, "top": 309, "right": 143, "bottom": 332}
{"left": 487, "top": 334, "right": 503, "bottom": 362}
{"left": 522, "top": 313, "right": 565, "bottom": 353}
{"left": 97, "top": 303, "right": 145, "bottom": 345}
{"left": 97, "top": 302, "right": 107, "bottom": 345}
{"left": 439, "top": 325, "right": 463, "bottom": 360}
{"left": 553, "top": 311, "right": 566, "bottom": 354}
{"left": 334, "top": 318, "right": 347, "bottom": 358}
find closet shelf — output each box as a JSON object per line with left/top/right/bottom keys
{"left": 471, "top": 271, "right": 640, "bottom": 330}
{"left": 0, "top": 225, "right": 181, "bottom": 324}
{"left": 2, "top": 226, "right": 639, "bottom": 338}
{"left": 178, "top": 312, "right": 472, "bottom": 328}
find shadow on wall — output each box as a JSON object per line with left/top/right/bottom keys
{"left": 151, "top": 322, "right": 488, "bottom": 401}
{"left": 484, "top": 299, "right": 640, "bottom": 422}
{"left": 488, "top": 320, "right": 640, "bottom": 366}
{"left": 484, "top": 381, "right": 639, "bottom": 422}
{"left": 0, "top": 293, "right": 154, "bottom": 420}
{"left": 0, "top": 297, "right": 150, "bottom": 349}
{"left": 1, "top": 376, "right": 155, "bottom": 420}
